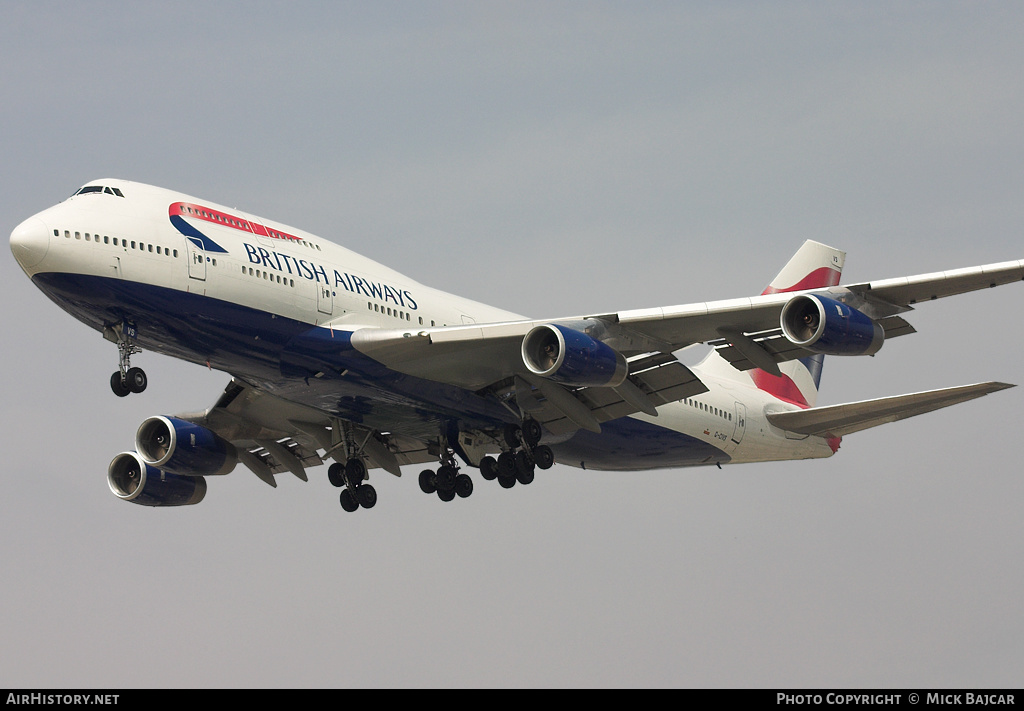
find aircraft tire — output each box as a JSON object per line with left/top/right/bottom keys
{"left": 455, "top": 473, "right": 473, "bottom": 498}
{"left": 437, "top": 487, "right": 456, "bottom": 502}
{"left": 497, "top": 451, "right": 516, "bottom": 478}
{"left": 340, "top": 488, "right": 359, "bottom": 512}
{"left": 328, "top": 462, "right": 346, "bottom": 487}
{"left": 126, "top": 367, "right": 147, "bottom": 394}
{"left": 345, "top": 458, "right": 367, "bottom": 486}
{"left": 435, "top": 465, "right": 456, "bottom": 491}
{"left": 534, "top": 445, "right": 555, "bottom": 470}
{"left": 480, "top": 456, "right": 498, "bottom": 480}
{"left": 503, "top": 423, "right": 522, "bottom": 448}
{"left": 356, "top": 484, "right": 377, "bottom": 509}
{"left": 418, "top": 469, "right": 436, "bottom": 494}
{"left": 110, "top": 372, "right": 131, "bottom": 397}
{"left": 521, "top": 418, "right": 543, "bottom": 447}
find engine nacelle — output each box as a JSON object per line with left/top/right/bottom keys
{"left": 135, "top": 416, "right": 237, "bottom": 477}
{"left": 107, "top": 452, "right": 207, "bottom": 507}
{"left": 521, "top": 324, "right": 628, "bottom": 387}
{"left": 780, "top": 294, "right": 884, "bottom": 356}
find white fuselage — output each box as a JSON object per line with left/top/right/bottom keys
{"left": 11, "top": 179, "right": 836, "bottom": 471}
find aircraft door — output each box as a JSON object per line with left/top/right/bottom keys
{"left": 186, "top": 239, "right": 206, "bottom": 281}
{"left": 317, "top": 283, "right": 333, "bottom": 315}
{"left": 731, "top": 402, "right": 746, "bottom": 445}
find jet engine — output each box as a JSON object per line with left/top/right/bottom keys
{"left": 521, "top": 323, "right": 628, "bottom": 387}
{"left": 107, "top": 451, "right": 207, "bottom": 507}
{"left": 780, "top": 294, "right": 884, "bottom": 356}
{"left": 135, "top": 416, "right": 237, "bottom": 477}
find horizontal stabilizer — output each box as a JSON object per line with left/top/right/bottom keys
{"left": 765, "top": 382, "right": 1014, "bottom": 438}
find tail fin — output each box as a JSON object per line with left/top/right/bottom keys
{"left": 700, "top": 240, "right": 846, "bottom": 408}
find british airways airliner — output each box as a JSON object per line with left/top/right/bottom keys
{"left": 10, "top": 179, "right": 1023, "bottom": 512}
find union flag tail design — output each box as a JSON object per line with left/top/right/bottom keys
{"left": 751, "top": 240, "right": 845, "bottom": 408}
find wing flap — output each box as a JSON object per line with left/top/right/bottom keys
{"left": 765, "top": 382, "right": 1014, "bottom": 438}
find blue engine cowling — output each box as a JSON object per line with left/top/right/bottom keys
{"left": 135, "top": 416, "right": 237, "bottom": 476}
{"left": 107, "top": 452, "right": 207, "bottom": 507}
{"left": 521, "top": 324, "right": 628, "bottom": 387}
{"left": 780, "top": 294, "right": 884, "bottom": 356}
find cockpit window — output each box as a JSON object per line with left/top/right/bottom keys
{"left": 73, "top": 185, "right": 125, "bottom": 197}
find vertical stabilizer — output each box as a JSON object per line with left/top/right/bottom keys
{"left": 700, "top": 240, "right": 846, "bottom": 408}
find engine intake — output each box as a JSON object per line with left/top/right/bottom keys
{"left": 136, "top": 416, "right": 237, "bottom": 477}
{"left": 107, "top": 452, "right": 207, "bottom": 507}
{"left": 522, "top": 324, "right": 628, "bottom": 387}
{"left": 780, "top": 294, "right": 884, "bottom": 356}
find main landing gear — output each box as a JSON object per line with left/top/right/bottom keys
{"left": 328, "top": 458, "right": 377, "bottom": 512}
{"left": 110, "top": 337, "right": 147, "bottom": 397}
{"left": 418, "top": 454, "right": 475, "bottom": 503}
{"left": 478, "top": 420, "right": 554, "bottom": 490}
{"left": 417, "top": 419, "right": 556, "bottom": 503}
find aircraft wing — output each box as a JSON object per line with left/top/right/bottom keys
{"left": 350, "top": 257, "right": 1024, "bottom": 388}
{"left": 764, "top": 382, "right": 1014, "bottom": 438}
{"left": 173, "top": 379, "right": 435, "bottom": 486}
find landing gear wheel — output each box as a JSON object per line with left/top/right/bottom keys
{"left": 533, "top": 444, "right": 555, "bottom": 470}
{"left": 437, "top": 487, "right": 456, "bottom": 502}
{"left": 497, "top": 473, "right": 516, "bottom": 489}
{"left": 435, "top": 465, "right": 457, "bottom": 491}
{"left": 503, "top": 423, "right": 523, "bottom": 449}
{"left": 328, "top": 462, "right": 346, "bottom": 487}
{"left": 418, "top": 469, "right": 437, "bottom": 494}
{"left": 479, "top": 456, "right": 498, "bottom": 481}
{"left": 355, "top": 484, "right": 377, "bottom": 509}
{"left": 339, "top": 488, "right": 359, "bottom": 512}
{"left": 497, "top": 451, "right": 516, "bottom": 478}
{"left": 455, "top": 473, "right": 474, "bottom": 498}
{"left": 515, "top": 451, "right": 535, "bottom": 485}
{"left": 110, "top": 372, "right": 131, "bottom": 397}
{"left": 126, "top": 367, "right": 147, "bottom": 394}
{"left": 345, "top": 458, "right": 367, "bottom": 487}
{"left": 521, "top": 418, "right": 543, "bottom": 447}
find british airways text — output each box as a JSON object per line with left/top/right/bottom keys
{"left": 244, "top": 243, "right": 418, "bottom": 309}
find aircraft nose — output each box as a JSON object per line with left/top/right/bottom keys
{"left": 10, "top": 216, "right": 50, "bottom": 272}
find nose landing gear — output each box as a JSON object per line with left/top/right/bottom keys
{"left": 108, "top": 328, "right": 146, "bottom": 397}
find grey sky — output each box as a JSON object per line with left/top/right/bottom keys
{"left": 2, "top": 2, "right": 1022, "bottom": 687}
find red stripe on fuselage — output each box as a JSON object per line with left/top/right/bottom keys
{"left": 168, "top": 202, "right": 303, "bottom": 243}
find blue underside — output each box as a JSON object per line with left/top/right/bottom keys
{"left": 33, "top": 272, "right": 727, "bottom": 469}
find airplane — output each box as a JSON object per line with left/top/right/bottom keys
{"left": 9, "top": 179, "right": 1023, "bottom": 512}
